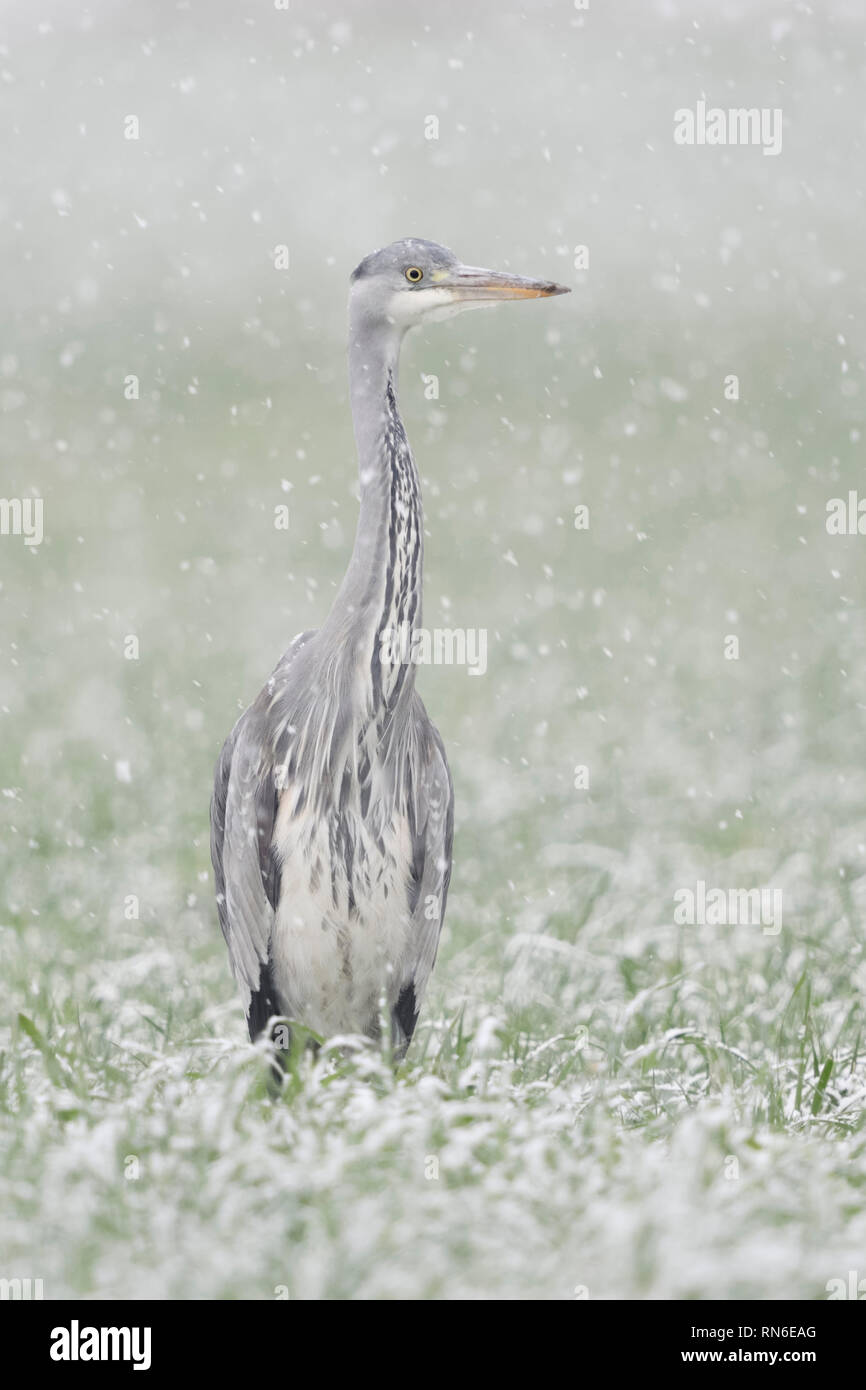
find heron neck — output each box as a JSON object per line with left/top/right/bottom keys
{"left": 323, "top": 318, "right": 423, "bottom": 723}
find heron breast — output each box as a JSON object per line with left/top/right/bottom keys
{"left": 270, "top": 798, "right": 414, "bottom": 1038}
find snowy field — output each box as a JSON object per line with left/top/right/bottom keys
{"left": 1, "top": 1, "right": 865, "bottom": 1299}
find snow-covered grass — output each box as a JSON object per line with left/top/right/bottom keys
{"left": 3, "top": 884, "right": 866, "bottom": 1300}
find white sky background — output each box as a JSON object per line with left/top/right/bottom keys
{"left": 1, "top": 0, "right": 863, "bottom": 361}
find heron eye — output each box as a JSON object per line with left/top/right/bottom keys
{"left": 405, "top": 266, "right": 423, "bottom": 283}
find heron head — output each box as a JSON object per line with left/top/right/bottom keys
{"left": 349, "top": 238, "right": 569, "bottom": 332}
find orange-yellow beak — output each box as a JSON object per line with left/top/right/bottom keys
{"left": 443, "top": 264, "right": 571, "bottom": 302}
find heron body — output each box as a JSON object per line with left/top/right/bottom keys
{"left": 210, "top": 238, "right": 568, "bottom": 1061}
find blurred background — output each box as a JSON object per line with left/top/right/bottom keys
{"left": 2, "top": 0, "right": 866, "bottom": 1300}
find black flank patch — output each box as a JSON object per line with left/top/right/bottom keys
{"left": 394, "top": 983, "right": 418, "bottom": 1042}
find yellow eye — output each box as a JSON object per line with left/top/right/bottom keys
{"left": 405, "top": 266, "right": 423, "bottom": 283}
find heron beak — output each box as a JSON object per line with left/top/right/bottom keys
{"left": 444, "top": 265, "right": 571, "bottom": 302}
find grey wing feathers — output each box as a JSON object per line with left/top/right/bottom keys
{"left": 209, "top": 727, "right": 235, "bottom": 947}
{"left": 210, "top": 630, "right": 314, "bottom": 1015}
{"left": 215, "top": 720, "right": 278, "bottom": 1013}
{"left": 400, "top": 714, "right": 454, "bottom": 1024}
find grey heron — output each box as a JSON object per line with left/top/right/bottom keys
{"left": 210, "top": 238, "right": 568, "bottom": 1065}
